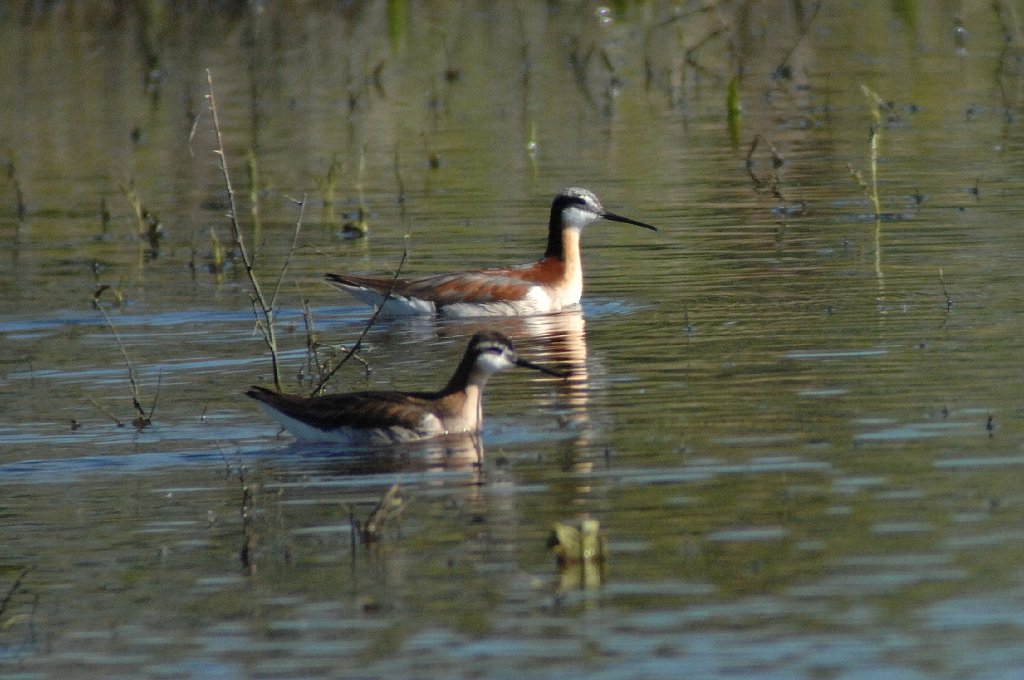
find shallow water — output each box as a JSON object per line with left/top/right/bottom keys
{"left": 3, "top": 2, "right": 1024, "bottom": 678}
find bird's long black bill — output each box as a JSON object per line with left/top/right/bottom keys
{"left": 602, "top": 211, "right": 657, "bottom": 231}
{"left": 516, "top": 357, "right": 571, "bottom": 378}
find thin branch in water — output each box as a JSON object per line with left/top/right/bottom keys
{"left": 5, "top": 160, "right": 27, "bottom": 226}
{"left": 247, "top": 150, "right": 263, "bottom": 242}
{"left": 939, "top": 268, "right": 953, "bottom": 311}
{"left": 299, "top": 288, "right": 371, "bottom": 384}
{"left": 770, "top": 0, "right": 822, "bottom": 79}
{"left": 186, "top": 102, "right": 204, "bottom": 158}
{"left": 238, "top": 465, "right": 256, "bottom": 577}
{"left": 143, "top": 370, "right": 163, "bottom": 428}
{"left": 88, "top": 396, "right": 125, "bottom": 427}
{"left": 120, "top": 180, "right": 163, "bottom": 260}
{"left": 0, "top": 565, "right": 34, "bottom": 619}
{"left": 213, "top": 441, "right": 233, "bottom": 478}
{"left": 341, "top": 147, "right": 370, "bottom": 238}
{"left": 318, "top": 155, "right": 342, "bottom": 229}
{"left": 94, "top": 299, "right": 152, "bottom": 427}
{"left": 309, "top": 248, "right": 407, "bottom": 396}
{"left": 745, "top": 133, "right": 786, "bottom": 201}
{"left": 394, "top": 145, "right": 407, "bottom": 221}
{"left": 300, "top": 296, "right": 321, "bottom": 382}
{"left": 299, "top": 296, "right": 373, "bottom": 386}
{"left": 861, "top": 85, "right": 884, "bottom": 219}
{"left": 207, "top": 69, "right": 283, "bottom": 390}
{"left": 348, "top": 503, "right": 359, "bottom": 565}
{"left": 269, "top": 194, "right": 306, "bottom": 312}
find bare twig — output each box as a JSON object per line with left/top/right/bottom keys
{"left": 207, "top": 69, "right": 284, "bottom": 390}
{"left": 94, "top": 299, "right": 152, "bottom": 426}
{"left": 213, "top": 440, "right": 232, "bottom": 477}
{"left": 745, "top": 133, "right": 786, "bottom": 200}
{"left": 298, "top": 295, "right": 375, "bottom": 386}
{"left": 939, "top": 268, "right": 953, "bottom": 311}
{"left": 88, "top": 396, "right": 125, "bottom": 427}
{"left": 300, "top": 296, "right": 322, "bottom": 382}
{"left": 309, "top": 248, "right": 407, "bottom": 396}
{"left": 855, "top": 85, "right": 886, "bottom": 292}
{"left": 247, "top": 150, "right": 263, "bottom": 242}
{"left": 269, "top": 194, "right": 307, "bottom": 311}
{"left": 5, "top": 161, "right": 27, "bottom": 226}
{"left": 120, "top": 180, "right": 163, "bottom": 259}
{"left": 186, "top": 103, "right": 203, "bottom": 157}
{"left": 770, "top": 0, "right": 822, "bottom": 78}
{"left": 394, "top": 145, "right": 406, "bottom": 221}
{"left": 861, "top": 85, "right": 884, "bottom": 219}
{"left": 145, "top": 370, "right": 163, "bottom": 424}
{"left": 238, "top": 463, "right": 256, "bottom": 576}
{"left": 0, "top": 565, "right": 34, "bottom": 618}
{"left": 301, "top": 294, "right": 371, "bottom": 384}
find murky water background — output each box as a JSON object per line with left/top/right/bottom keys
{"left": 2, "top": 1, "right": 1024, "bottom": 677}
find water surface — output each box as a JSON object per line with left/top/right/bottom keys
{"left": 2, "top": 2, "right": 1024, "bottom": 678}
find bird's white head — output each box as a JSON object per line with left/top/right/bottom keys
{"left": 555, "top": 188, "right": 606, "bottom": 231}
{"left": 466, "top": 331, "right": 567, "bottom": 382}
{"left": 551, "top": 187, "right": 658, "bottom": 233}
{"left": 470, "top": 333, "right": 520, "bottom": 376}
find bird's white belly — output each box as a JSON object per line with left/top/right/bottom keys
{"left": 343, "top": 281, "right": 578, "bottom": 318}
{"left": 439, "top": 285, "right": 567, "bottom": 318}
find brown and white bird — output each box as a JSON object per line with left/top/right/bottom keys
{"left": 246, "top": 331, "right": 565, "bottom": 445}
{"left": 324, "top": 187, "right": 656, "bottom": 317}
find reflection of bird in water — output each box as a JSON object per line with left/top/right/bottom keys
{"left": 246, "top": 331, "right": 565, "bottom": 446}
{"left": 324, "top": 188, "right": 656, "bottom": 317}
{"left": 510, "top": 310, "right": 591, "bottom": 430}
{"left": 457, "top": 310, "right": 598, "bottom": 479}
{"left": 270, "top": 432, "right": 489, "bottom": 476}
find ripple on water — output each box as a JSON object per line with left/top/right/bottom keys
{"left": 589, "top": 457, "right": 832, "bottom": 488}
{"left": 854, "top": 420, "right": 975, "bottom": 442}
{"left": 935, "top": 454, "right": 1024, "bottom": 470}
{"left": 924, "top": 595, "right": 1024, "bottom": 631}
{"left": 788, "top": 563, "right": 969, "bottom": 599}
{"left": 707, "top": 527, "right": 790, "bottom": 542}
{"left": 784, "top": 348, "right": 889, "bottom": 360}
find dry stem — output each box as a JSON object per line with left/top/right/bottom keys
{"left": 309, "top": 248, "right": 407, "bottom": 396}
{"left": 0, "top": 565, "right": 34, "bottom": 619}
{"left": 207, "top": 69, "right": 293, "bottom": 390}
{"left": 94, "top": 299, "right": 157, "bottom": 428}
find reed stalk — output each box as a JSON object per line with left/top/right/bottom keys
{"left": 237, "top": 462, "right": 256, "bottom": 576}
{"left": 93, "top": 298, "right": 159, "bottom": 429}
{"left": 207, "top": 69, "right": 294, "bottom": 391}
{"left": 861, "top": 85, "right": 883, "bottom": 219}
{"left": 5, "top": 161, "right": 26, "bottom": 226}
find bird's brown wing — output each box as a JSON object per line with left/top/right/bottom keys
{"left": 324, "top": 267, "right": 542, "bottom": 304}
{"left": 246, "top": 386, "right": 435, "bottom": 431}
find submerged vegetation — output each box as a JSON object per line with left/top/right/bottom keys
{"left": 847, "top": 85, "right": 886, "bottom": 221}
{"left": 3, "top": 160, "right": 26, "bottom": 228}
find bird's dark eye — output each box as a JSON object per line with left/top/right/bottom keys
{"left": 555, "top": 195, "right": 587, "bottom": 211}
